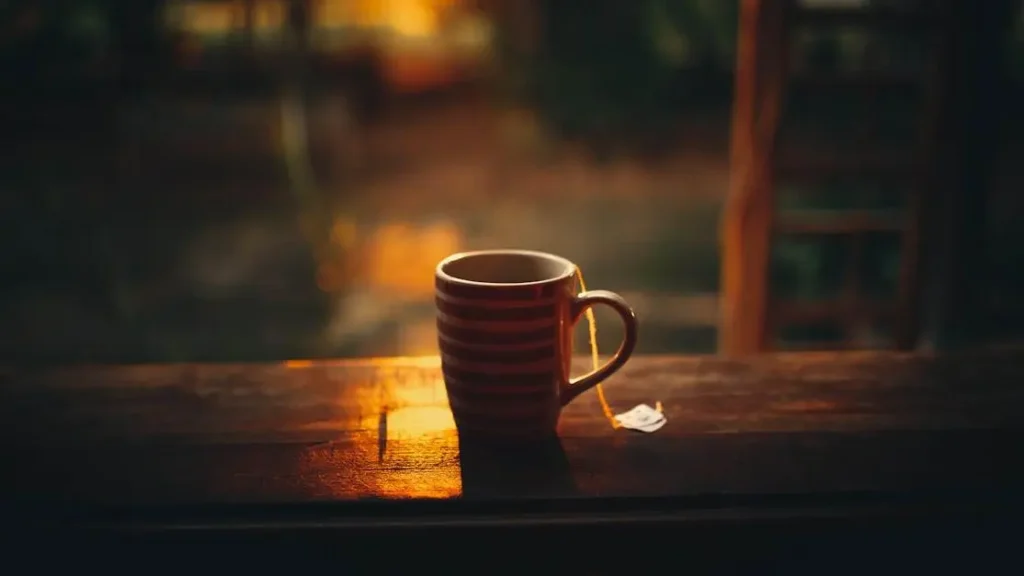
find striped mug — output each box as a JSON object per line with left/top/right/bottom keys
{"left": 435, "top": 250, "right": 638, "bottom": 439}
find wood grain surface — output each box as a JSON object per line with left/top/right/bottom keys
{"left": 1, "top": 351, "right": 1022, "bottom": 508}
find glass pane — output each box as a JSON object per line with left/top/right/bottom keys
{"left": 2, "top": 0, "right": 740, "bottom": 362}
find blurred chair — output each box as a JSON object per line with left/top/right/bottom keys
{"left": 719, "top": 0, "right": 1018, "bottom": 354}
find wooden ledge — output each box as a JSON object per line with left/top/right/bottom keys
{"left": 1, "top": 351, "right": 1022, "bottom": 508}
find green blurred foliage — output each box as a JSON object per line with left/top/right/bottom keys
{"left": 494, "top": 0, "right": 739, "bottom": 154}
{"left": 1, "top": 0, "right": 170, "bottom": 87}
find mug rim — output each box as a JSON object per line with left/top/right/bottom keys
{"left": 435, "top": 249, "right": 577, "bottom": 287}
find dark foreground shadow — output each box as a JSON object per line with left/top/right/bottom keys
{"left": 458, "top": 433, "right": 578, "bottom": 500}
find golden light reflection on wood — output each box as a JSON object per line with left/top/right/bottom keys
{"left": 371, "top": 467, "right": 463, "bottom": 499}
{"left": 368, "top": 406, "right": 455, "bottom": 438}
{"left": 290, "top": 358, "right": 461, "bottom": 499}
{"left": 388, "top": 371, "right": 449, "bottom": 407}
{"left": 370, "top": 364, "right": 460, "bottom": 499}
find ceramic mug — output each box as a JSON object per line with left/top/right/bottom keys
{"left": 435, "top": 249, "right": 638, "bottom": 438}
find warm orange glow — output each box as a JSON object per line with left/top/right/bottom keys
{"left": 348, "top": 219, "right": 462, "bottom": 298}
{"left": 398, "top": 318, "right": 442, "bottom": 356}
{"left": 317, "top": 0, "right": 387, "bottom": 29}
{"left": 315, "top": 217, "right": 462, "bottom": 295}
{"left": 319, "top": 0, "right": 457, "bottom": 36}
{"left": 383, "top": 55, "right": 462, "bottom": 92}
{"left": 329, "top": 217, "right": 359, "bottom": 250}
{"left": 253, "top": 0, "right": 285, "bottom": 30}
{"left": 370, "top": 370, "right": 453, "bottom": 437}
{"left": 387, "top": 0, "right": 440, "bottom": 37}
{"left": 178, "top": 1, "right": 236, "bottom": 33}
{"left": 172, "top": 0, "right": 458, "bottom": 35}
{"left": 368, "top": 405, "right": 455, "bottom": 438}
{"left": 169, "top": 0, "right": 476, "bottom": 92}
{"left": 300, "top": 357, "right": 459, "bottom": 499}
{"left": 168, "top": 0, "right": 279, "bottom": 34}
{"left": 393, "top": 373, "right": 446, "bottom": 405}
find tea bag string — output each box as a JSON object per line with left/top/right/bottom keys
{"left": 576, "top": 270, "right": 661, "bottom": 429}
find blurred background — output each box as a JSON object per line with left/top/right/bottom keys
{"left": 1, "top": 0, "right": 1022, "bottom": 363}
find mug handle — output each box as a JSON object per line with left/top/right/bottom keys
{"left": 561, "top": 290, "right": 638, "bottom": 406}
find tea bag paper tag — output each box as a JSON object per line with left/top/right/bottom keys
{"left": 614, "top": 404, "right": 666, "bottom": 433}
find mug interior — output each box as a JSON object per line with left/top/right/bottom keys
{"left": 438, "top": 251, "right": 575, "bottom": 285}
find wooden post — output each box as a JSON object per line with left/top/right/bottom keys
{"left": 719, "top": 0, "right": 788, "bottom": 356}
